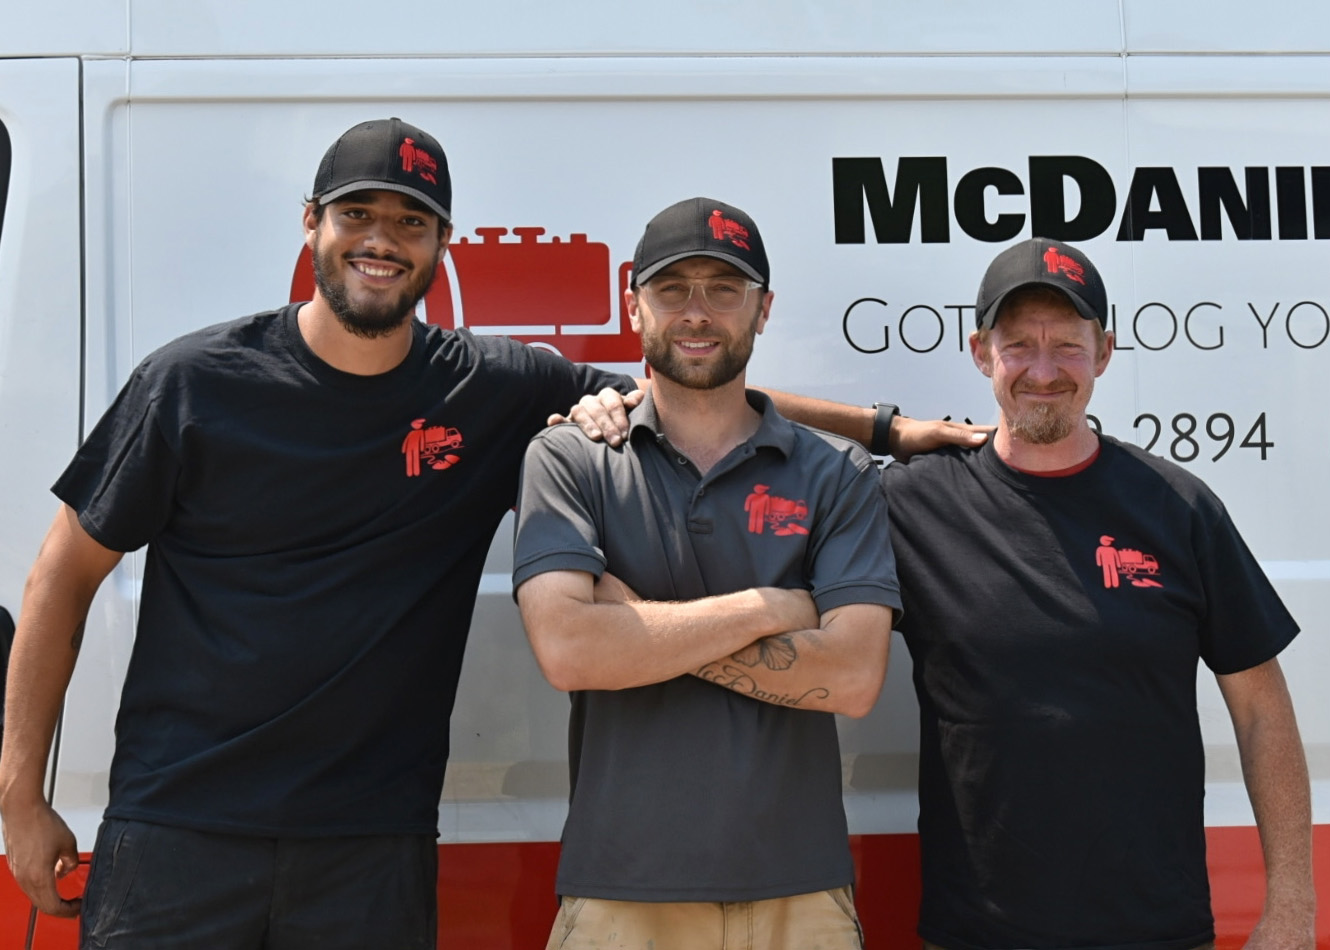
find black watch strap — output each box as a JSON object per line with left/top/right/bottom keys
{"left": 870, "top": 402, "right": 900, "bottom": 456}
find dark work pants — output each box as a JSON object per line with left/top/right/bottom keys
{"left": 80, "top": 818, "right": 437, "bottom": 950}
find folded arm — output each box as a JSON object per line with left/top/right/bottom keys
{"left": 516, "top": 569, "right": 819, "bottom": 693}
{"left": 692, "top": 600, "right": 892, "bottom": 718}
{"left": 1216, "top": 657, "right": 1315, "bottom": 950}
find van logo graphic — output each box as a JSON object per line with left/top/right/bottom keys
{"left": 1043, "top": 245, "right": 1086, "bottom": 286}
{"left": 291, "top": 226, "right": 644, "bottom": 365}
{"left": 709, "top": 209, "right": 751, "bottom": 250}
{"left": 1095, "top": 535, "right": 1163, "bottom": 589}
{"left": 399, "top": 137, "right": 438, "bottom": 185}
{"left": 744, "top": 484, "right": 810, "bottom": 536}
{"left": 402, "top": 418, "right": 463, "bottom": 477}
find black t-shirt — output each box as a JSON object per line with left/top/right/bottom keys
{"left": 882, "top": 436, "right": 1298, "bottom": 950}
{"left": 54, "top": 305, "right": 634, "bottom": 836}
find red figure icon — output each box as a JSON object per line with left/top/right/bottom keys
{"left": 1096, "top": 535, "right": 1122, "bottom": 588}
{"left": 745, "top": 484, "right": 773, "bottom": 533}
{"left": 400, "top": 137, "right": 416, "bottom": 172}
{"left": 708, "top": 209, "right": 751, "bottom": 250}
{"left": 1095, "top": 535, "right": 1164, "bottom": 589}
{"left": 402, "top": 419, "right": 465, "bottom": 476}
{"left": 745, "top": 484, "right": 809, "bottom": 536}
{"left": 402, "top": 418, "right": 428, "bottom": 477}
{"left": 1043, "top": 246, "right": 1087, "bottom": 285}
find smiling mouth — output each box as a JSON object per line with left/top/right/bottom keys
{"left": 676, "top": 340, "right": 720, "bottom": 353}
{"left": 349, "top": 259, "right": 406, "bottom": 280}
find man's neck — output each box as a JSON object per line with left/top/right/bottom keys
{"left": 296, "top": 295, "right": 414, "bottom": 376}
{"left": 993, "top": 420, "right": 1100, "bottom": 473}
{"left": 651, "top": 374, "right": 761, "bottom": 475}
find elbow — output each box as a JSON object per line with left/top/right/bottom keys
{"left": 528, "top": 635, "right": 585, "bottom": 693}
{"left": 836, "top": 651, "right": 889, "bottom": 719}
{"left": 836, "top": 677, "right": 884, "bottom": 720}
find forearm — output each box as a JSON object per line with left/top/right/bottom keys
{"left": 520, "top": 581, "right": 816, "bottom": 693}
{"left": 0, "top": 507, "right": 119, "bottom": 813}
{"left": 693, "top": 604, "right": 892, "bottom": 718}
{"left": 1220, "top": 659, "right": 1315, "bottom": 935}
{"left": 754, "top": 387, "right": 874, "bottom": 448}
{"left": 0, "top": 579, "right": 93, "bottom": 811}
{"left": 1237, "top": 703, "right": 1315, "bottom": 920}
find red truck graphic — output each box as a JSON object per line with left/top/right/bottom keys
{"left": 290, "top": 226, "right": 643, "bottom": 364}
{"left": 1116, "top": 548, "right": 1159, "bottom": 576}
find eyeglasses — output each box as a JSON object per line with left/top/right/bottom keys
{"left": 641, "top": 276, "right": 763, "bottom": 313}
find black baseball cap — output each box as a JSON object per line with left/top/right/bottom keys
{"left": 312, "top": 117, "right": 452, "bottom": 224}
{"left": 632, "top": 197, "right": 769, "bottom": 286}
{"left": 975, "top": 237, "right": 1108, "bottom": 330}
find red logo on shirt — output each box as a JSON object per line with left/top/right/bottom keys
{"left": 1043, "top": 245, "right": 1086, "bottom": 286}
{"left": 1095, "top": 535, "right": 1163, "bottom": 588}
{"left": 744, "top": 484, "right": 809, "bottom": 536}
{"left": 402, "top": 418, "right": 463, "bottom": 477}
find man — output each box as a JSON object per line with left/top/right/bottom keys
{"left": 513, "top": 197, "right": 900, "bottom": 950}
{"left": 883, "top": 237, "right": 1314, "bottom": 950}
{"left": 0, "top": 120, "right": 974, "bottom": 946}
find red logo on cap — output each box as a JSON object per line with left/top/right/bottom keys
{"left": 1043, "top": 246, "right": 1086, "bottom": 286}
{"left": 399, "top": 137, "right": 438, "bottom": 185}
{"left": 709, "top": 209, "right": 751, "bottom": 251}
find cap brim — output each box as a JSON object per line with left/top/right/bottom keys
{"left": 635, "top": 250, "right": 765, "bottom": 285}
{"left": 978, "top": 280, "right": 1104, "bottom": 330}
{"left": 318, "top": 180, "right": 451, "bottom": 224}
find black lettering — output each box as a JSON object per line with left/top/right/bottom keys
{"left": 1132, "top": 303, "right": 1179, "bottom": 351}
{"left": 1116, "top": 167, "right": 1198, "bottom": 241}
{"left": 899, "top": 305, "right": 945, "bottom": 353}
{"left": 954, "top": 166, "right": 1025, "bottom": 242}
{"left": 1183, "top": 302, "right": 1224, "bottom": 350}
{"left": 832, "top": 157, "right": 949, "bottom": 244}
{"left": 1247, "top": 302, "right": 1279, "bottom": 348}
{"left": 842, "top": 298, "right": 890, "bottom": 353}
{"left": 1198, "top": 167, "right": 1271, "bottom": 240}
{"left": 1285, "top": 301, "right": 1330, "bottom": 349}
{"left": 945, "top": 304, "right": 976, "bottom": 350}
{"left": 1314, "top": 167, "right": 1330, "bottom": 239}
{"left": 1276, "top": 167, "right": 1308, "bottom": 239}
{"left": 1029, "top": 156, "right": 1117, "bottom": 241}
{"left": 1108, "top": 305, "right": 1134, "bottom": 350}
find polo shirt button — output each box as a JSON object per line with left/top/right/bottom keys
{"left": 677, "top": 456, "right": 687, "bottom": 465}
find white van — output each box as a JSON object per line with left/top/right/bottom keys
{"left": 1, "top": 2, "right": 1327, "bottom": 945}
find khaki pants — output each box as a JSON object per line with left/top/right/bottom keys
{"left": 924, "top": 943, "right": 1215, "bottom": 950}
{"left": 546, "top": 886, "right": 863, "bottom": 950}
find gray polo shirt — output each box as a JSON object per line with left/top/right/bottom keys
{"left": 513, "top": 390, "right": 900, "bottom": 903}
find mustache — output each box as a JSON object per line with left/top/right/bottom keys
{"left": 344, "top": 250, "right": 412, "bottom": 269}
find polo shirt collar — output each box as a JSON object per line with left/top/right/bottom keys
{"left": 628, "top": 387, "right": 797, "bottom": 458}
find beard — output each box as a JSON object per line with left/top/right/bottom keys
{"left": 1007, "top": 397, "right": 1078, "bottom": 444}
{"left": 639, "top": 311, "right": 759, "bottom": 390}
{"left": 312, "top": 236, "right": 436, "bottom": 339}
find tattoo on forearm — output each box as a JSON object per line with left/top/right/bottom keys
{"left": 733, "top": 634, "right": 797, "bottom": 670}
{"left": 71, "top": 621, "right": 85, "bottom": 652}
{"left": 696, "top": 663, "right": 830, "bottom": 708}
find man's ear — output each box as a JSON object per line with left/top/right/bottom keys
{"left": 969, "top": 331, "right": 993, "bottom": 377}
{"left": 303, "top": 202, "right": 320, "bottom": 249}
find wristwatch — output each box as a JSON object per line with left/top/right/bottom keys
{"left": 870, "top": 402, "right": 900, "bottom": 456}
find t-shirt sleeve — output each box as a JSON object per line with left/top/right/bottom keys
{"left": 1195, "top": 496, "right": 1299, "bottom": 675}
{"left": 52, "top": 362, "right": 181, "bottom": 552}
{"left": 511, "top": 427, "right": 607, "bottom": 594}
{"left": 519, "top": 342, "right": 638, "bottom": 417}
{"left": 805, "top": 447, "right": 902, "bottom": 617}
